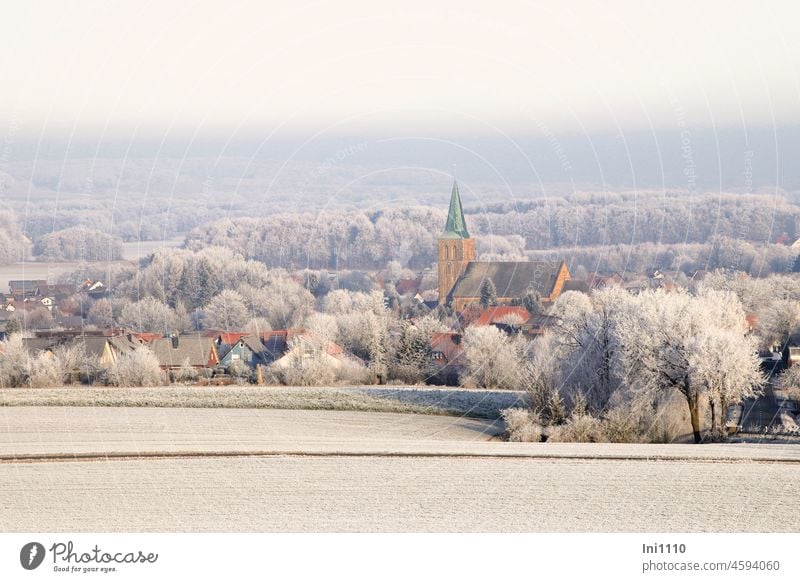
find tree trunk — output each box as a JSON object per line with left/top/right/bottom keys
{"left": 709, "top": 399, "right": 717, "bottom": 438}
{"left": 687, "top": 394, "right": 702, "bottom": 444}
{"left": 720, "top": 396, "right": 729, "bottom": 437}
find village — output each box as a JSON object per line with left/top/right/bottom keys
{"left": 1, "top": 183, "right": 797, "bottom": 447}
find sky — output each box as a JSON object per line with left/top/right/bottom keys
{"left": 1, "top": 0, "right": 799, "bottom": 191}
{"left": 2, "top": 0, "right": 799, "bottom": 135}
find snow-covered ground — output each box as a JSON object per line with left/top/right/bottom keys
{"left": 0, "top": 407, "right": 798, "bottom": 532}
{"left": 0, "top": 385, "right": 528, "bottom": 419}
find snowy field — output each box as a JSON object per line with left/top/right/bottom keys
{"left": 0, "top": 407, "right": 799, "bottom": 532}
{"left": 0, "top": 385, "right": 528, "bottom": 419}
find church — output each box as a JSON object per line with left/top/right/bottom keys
{"left": 438, "top": 181, "right": 572, "bottom": 311}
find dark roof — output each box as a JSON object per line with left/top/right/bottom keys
{"left": 440, "top": 180, "right": 470, "bottom": 239}
{"left": 9, "top": 280, "right": 47, "bottom": 290}
{"left": 217, "top": 334, "right": 265, "bottom": 361}
{"left": 562, "top": 279, "right": 591, "bottom": 294}
{"left": 395, "top": 278, "right": 421, "bottom": 296}
{"left": 149, "top": 335, "right": 217, "bottom": 368}
{"left": 22, "top": 337, "right": 61, "bottom": 353}
{"left": 450, "top": 261, "right": 567, "bottom": 300}
{"left": 38, "top": 284, "right": 76, "bottom": 297}
{"left": 261, "top": 330, "right": 290, "bottom": 362}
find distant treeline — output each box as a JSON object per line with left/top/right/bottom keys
{"left": 33, "top": 227, "right": 123, "bottom": 262}
{"left": 470, "top": 191, "right": 799, "bottom": 248}
{"left": 185, "top": 207, "right": 448, "bottom": 270}
{"left": 0, "top": 209, "right": 26, "bottom": 264}
{"left": 183, "top": 191, "right": 800, "bottom": 274}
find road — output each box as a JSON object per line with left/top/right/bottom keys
{"left": 739, "top": 378, "right": 799, "bottom": 436}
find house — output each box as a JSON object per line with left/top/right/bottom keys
{"left": 523, "top": 313, "right": 557, "bottom": 337}
{"left": 395, "top": 278, "right": 421, "bottom": 296}
{"left": 9, "top": 280, "right": 47, "bottom": 299}
{"left": 80, "top": 279, "right": 108, "bottom": 299}
{"left": 55, "top": 316, "right": 85, "bottom": 330}
{"left": 472, "top": 306, "right": 531, "bottom": 327}
{"left": 782, "top": 333, "right": 800, "bottom": 369}
{"left": 429, "top": 332, "right": 464, "bottom": 385}
{"left": 21, "top": 331, "right": 140, "bottom": 370}
{"left": 38, "top": 284, "right": 76, "bottom": 301}
{"left": 204, "top": 331, "right": 249, "bottom": 346}
{"left": 262, "top": 329, "right": 363, "bottom": 371}
{"left": 436, "top": 181, "right": 571, "bottom": 310}
{"left": 562, "top": 279, "right": 592, "bottom": 294}
{"left": 130, "top": 332, "right": 163, "bottom": 344}
{"left": 217, "top": 335, "right": 267, "bottom": 371}
{"left": 148, "top": 334, "right": 220, "bottom": 373}
{"left": 585, "top": 272, "right": 624, "bottom": 289}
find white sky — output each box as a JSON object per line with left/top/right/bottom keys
{"left": 1, "top": 0, "right": 799, "bottom": 136}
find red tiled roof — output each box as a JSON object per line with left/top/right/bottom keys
{"left": 431, "top": 332, "right": 464, "bottom": 364}
{"left": 473, "top": 306, "right": 531, "bottom": 326}
{"left": 395, "top": 278, "right": 421, "bottom": 295}
{"left": 131, "top": 332, "right": 162, "bottom": 344}
{"left": 212, "top": 332, "right": 248, "bottom": 345}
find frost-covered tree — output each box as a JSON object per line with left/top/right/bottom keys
{"left": 119, "top": 297, "right": 177, "bottom": 334}
{"left": 88, "top": 298, "right": 114, "bottom": 328}
{"left": 545, "top": 286, "right": 762, "bottom": 442}
{"left": 390, "top": 317, "right": 444, "bottom": 384}
{"left": 520, "top": 332, "right": 565, "bottom": 424}
{"left": 777, "top": 365, "right": 800, "bottom": 401}
{"left": 202, "top": 290, "right": 250, "bottom": 330}
{"left": 462, "top": 325, "right": 525, "bottom": 390}
{"left": 0, "top": 208, "right": 26, "bottom": 265}
{"left": 479, "top": 278, "right": 497, "bottom": 308}
{"left": 107, "top": 347, "right": 162, "bottom": 387}
{"left": 23, "top": 307, "right": 56, "bottom": 331}
{"left": 324, "top": 290, "right": 391, "bottom": 383}
{"left": 617, "top": 289, "right": 761, "bottom": 443}
{"left": 277, "top": 337, "right": 336, "bottom": 386}
{"left": 33, "top": 227, "right": 123, "bottom": 261}
{"left": 756, "top": 299, "right": 800, "bottom": 350}
{"left": 550, "top": 288, "right": 632, "bottom": 413}
{"left": 687, "top": 328, "right": 764, "bottom": 438}
{"left": 0, "top": 334, "right": 31, "bottom": 387}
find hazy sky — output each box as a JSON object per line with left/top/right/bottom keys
{"left": 2, "top": 0, "right": 799, "bottom": 138}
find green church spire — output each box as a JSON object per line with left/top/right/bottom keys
{"left": 441, "top": 180, "right": 470, "bottom": 238}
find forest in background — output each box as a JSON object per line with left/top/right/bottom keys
{"left": 0, "top": 150, "right": 799, "bottom": 279}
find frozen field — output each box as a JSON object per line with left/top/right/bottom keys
{"left": 0, "top": 385, "right": 528, "bottom": 419}
{"left": 0, "top": 407, "right": 798, "bottom": 532}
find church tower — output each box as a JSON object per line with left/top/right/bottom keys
{"left": 438, "top": 180, "right": 475, "bottom": 304}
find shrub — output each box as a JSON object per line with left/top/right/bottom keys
{"left": 107, "top": 347, "right": 162, "bottom": 387}
{"left": 548, "top": 413, "right": 607, "bottom": 443}
{"left": 601, "top": 406, "right": 642, "bottom": 443}
{"left": 0, "top": 334, "right": 32, "bottom": 387}
{"left": 643, "top": 395, "right": 691, "bottom": 443}
{"left": 501, "top": 408, "right": 543, "bottom": 442}
{"left": 337, "top": 359, "right": 372, "bottom": 385}
{"left": 28, "top": 353, "right": 64, "bottom": 388}
{"left": 173, "top": 358, "right": 199, "bottom": 383}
